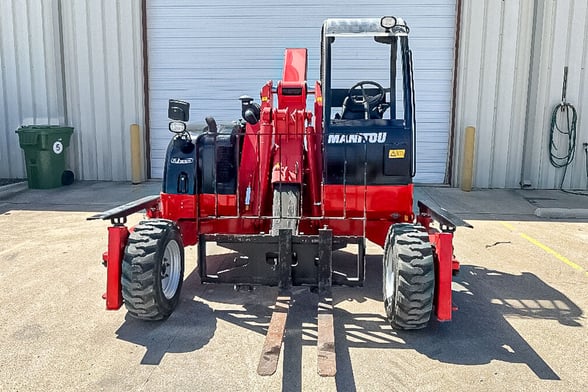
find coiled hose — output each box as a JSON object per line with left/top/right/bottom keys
{"left": 549, "top": 100, "right": 577, "bottom": 172}
{"left": 548, "top": 67, "right": 587, "bottom": 195}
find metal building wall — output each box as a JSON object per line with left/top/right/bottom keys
{"left": 60, "top": 0, "right": 145, "bottom": 181}
{"left": 0, "top": 0, "right": 144, "bottom": 181}
{"left": 454, "top": 0, "right": 588, "bottom": 190}
{"left": 453, "top": 0, "right": 534, "bottom": 188}
{"left": 522, "top": 0, "right": 588, "bottom": 190}
{"left": 0, "top": 0, "right": 66, "bottom": 179}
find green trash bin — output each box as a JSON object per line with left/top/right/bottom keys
{"left": 16, "top": 125, "right": 74, "bottom": 189}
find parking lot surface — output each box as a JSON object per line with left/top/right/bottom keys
{"left": 0, "top": 182, "right": 586, "bottom": 391}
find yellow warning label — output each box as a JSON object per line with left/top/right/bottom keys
{"left": 388, "top": 149, "right": 405, "bottom": 159}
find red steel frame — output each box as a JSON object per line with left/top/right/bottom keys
{"left": 417, "top": 211, "right": 460, "bottom": 322}
{"left": 103, "top": 225, "right": 129, "bottom": 310}
{"left": 100, "top": 48, "right": 460, "bottom": 323}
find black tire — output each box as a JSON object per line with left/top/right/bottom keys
{"left": 383, "top": 223, "right": 435, "bottom": 330}
{"left": 61, "top": 170, "right": 74, "bottom": 186}
{"left": 270, "top": 184, "right": 300, "bottom": 235}
{"left": 122, "top": 219, "right": 185, "bottom": 320}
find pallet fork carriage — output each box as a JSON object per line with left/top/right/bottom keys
{"left": 89, "top": 16, "right": 471, "bottom": 376}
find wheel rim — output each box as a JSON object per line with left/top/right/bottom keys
{"left": 161, "top": 239, "right": 181, "bottom": 299}
{"left": 384, "top": 257, "right": 395, "bottom": 300}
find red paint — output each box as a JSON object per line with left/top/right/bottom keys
{"left": 307, "top": 82, "right": 324, "bottom": 217}
{"left": 278, "top": 48, "right": 307, "bottom": 110}
{"left": 100, "top": 48, "right": 461, "bottom": 324}
{"left": 322, "top": 184, "right": 413, "bottom": 219}
{"left": 271, "top": 109, "right": 305, "bottom": 184}
{"left": 199, "top": 194, "right": 238, "bottom": 217}
{"left": 176, "top": 219, "right": 198, "bottom": 246}
{"left": 104, "top": 225, "right": 129, "bottom": 310}
{"left": 160, "top": 193, "right": 197, "bottom": 220}
{"left": 429, "top": 231, "right": 454, "bottom": 322}
{"left": 417, "top": 207, "right": 461, "bottom": 320}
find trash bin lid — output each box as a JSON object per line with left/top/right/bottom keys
{"left": 16, "top": 125, "right": 74, "bottom": 133}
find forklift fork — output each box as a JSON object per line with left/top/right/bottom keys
{"left": 257, "top": 229, "right": 337, "bottom": 377}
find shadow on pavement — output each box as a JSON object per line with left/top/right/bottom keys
{"left": 114, "top": 250, "right": 582, "bottom": 389}
{"left": 114, "top": 269, "right": 216, "bottom": 365}
{"left": 332, "top": 258, "right": 582, "bottom": 385}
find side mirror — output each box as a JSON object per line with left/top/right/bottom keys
{"left": 168, "top": 99, "right": 190, "bottom": 122}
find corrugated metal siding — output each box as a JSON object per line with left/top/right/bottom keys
{"left": 523, "top": 0, "right": 588, "bottom": 190}
{"left": 60, "top": 0, "right": 145, "bottom": 181}
{"left": 0, "top": 0, "right": 66, "bottom": 179}
{"left": 0, "top": 0, "right": 144, "bottom": 181}
{"left": 453, "top": 0, "right": 534, "bottom": 188}
{"left": 146, "top": 0, "right": 457, "bottom": 182}
{"left": 455, "top": 0, "right": 588, "bottom": 189}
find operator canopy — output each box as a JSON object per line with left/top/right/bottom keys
{"left": 323, "top": 17, "right": 409, "bottom": 37}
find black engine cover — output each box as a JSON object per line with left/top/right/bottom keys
{"left": 324, "top": 119, "right": 412, "bottom": 185}
{"left": 162, "top": 136, "right": 197, "bottom": 194}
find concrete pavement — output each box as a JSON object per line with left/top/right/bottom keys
{"left": 0, "top": 181, "right": 586, "bottom": 391}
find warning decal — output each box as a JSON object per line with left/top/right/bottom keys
{"left": 388, "top": 149, "right": 405, "bottom": 159}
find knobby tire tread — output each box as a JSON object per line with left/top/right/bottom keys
{"left": 383, "top": 223, "right": 435, "bottom": 330}
{"left": 122, "top": 219, "right": 183, "bottom": 321}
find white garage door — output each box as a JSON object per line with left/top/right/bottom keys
{"left": 146, "top": 1, "right": 456, "bottom": 183}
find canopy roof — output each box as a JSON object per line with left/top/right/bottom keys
{"left": 322, "top": 17, "right": 409, "bottom": 38}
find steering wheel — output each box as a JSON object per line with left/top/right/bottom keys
{"left": 348, "top": 81, "right": 385, "bottom": 105}
{"left": 342, "top": 81, "right": 386, "bottom": 119}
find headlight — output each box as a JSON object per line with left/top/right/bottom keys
{"left": 169, "top": 121, "right": 186, "bottom": 133}
{"left": 380, "top": 16, "right": 397, "bottom": 30}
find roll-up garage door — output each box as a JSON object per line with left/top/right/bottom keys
{"left": 146, "top": 1, "right": 457, "bottom": 183}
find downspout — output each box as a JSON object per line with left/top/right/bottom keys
{"left": 446, "top": 0, "right": 463, "bottom": 185}
{"left": 520, "top": 1, "right": 540, "bottom": 188}
{"left": 141, "top": 0, "right": 152, "bottom": 178}
{"left": 57, "top": 0, "right": 68, "bottom": 125}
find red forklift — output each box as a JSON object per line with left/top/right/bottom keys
{"left": 90, "top": 16, "right": 471, "bottom": 376}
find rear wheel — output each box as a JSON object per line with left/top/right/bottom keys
{"left": 122, "top": 219, "right": 184, "bottom": 320}
{"left": 383, "top": 223, "right": 434, "bottom": 329}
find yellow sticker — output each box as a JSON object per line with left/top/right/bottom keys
{"left": 388, "top": 149, "right": 405, "bottom": 159}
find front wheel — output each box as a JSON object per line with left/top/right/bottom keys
{"left": 383, "top": 223, "right": 435, "bottom": 330}
{"left": 122, "top": 219, "right": 185, "bottom": 320}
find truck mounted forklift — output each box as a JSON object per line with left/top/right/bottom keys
{"left": 90, "top": 16, "right": 471, "bottom": 376}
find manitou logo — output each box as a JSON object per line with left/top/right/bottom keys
{"left": 170, "top": 157, "right": 194, "bottom": 164}
{"left": 327, "top": 132, "right": 387, "bottom": 144}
